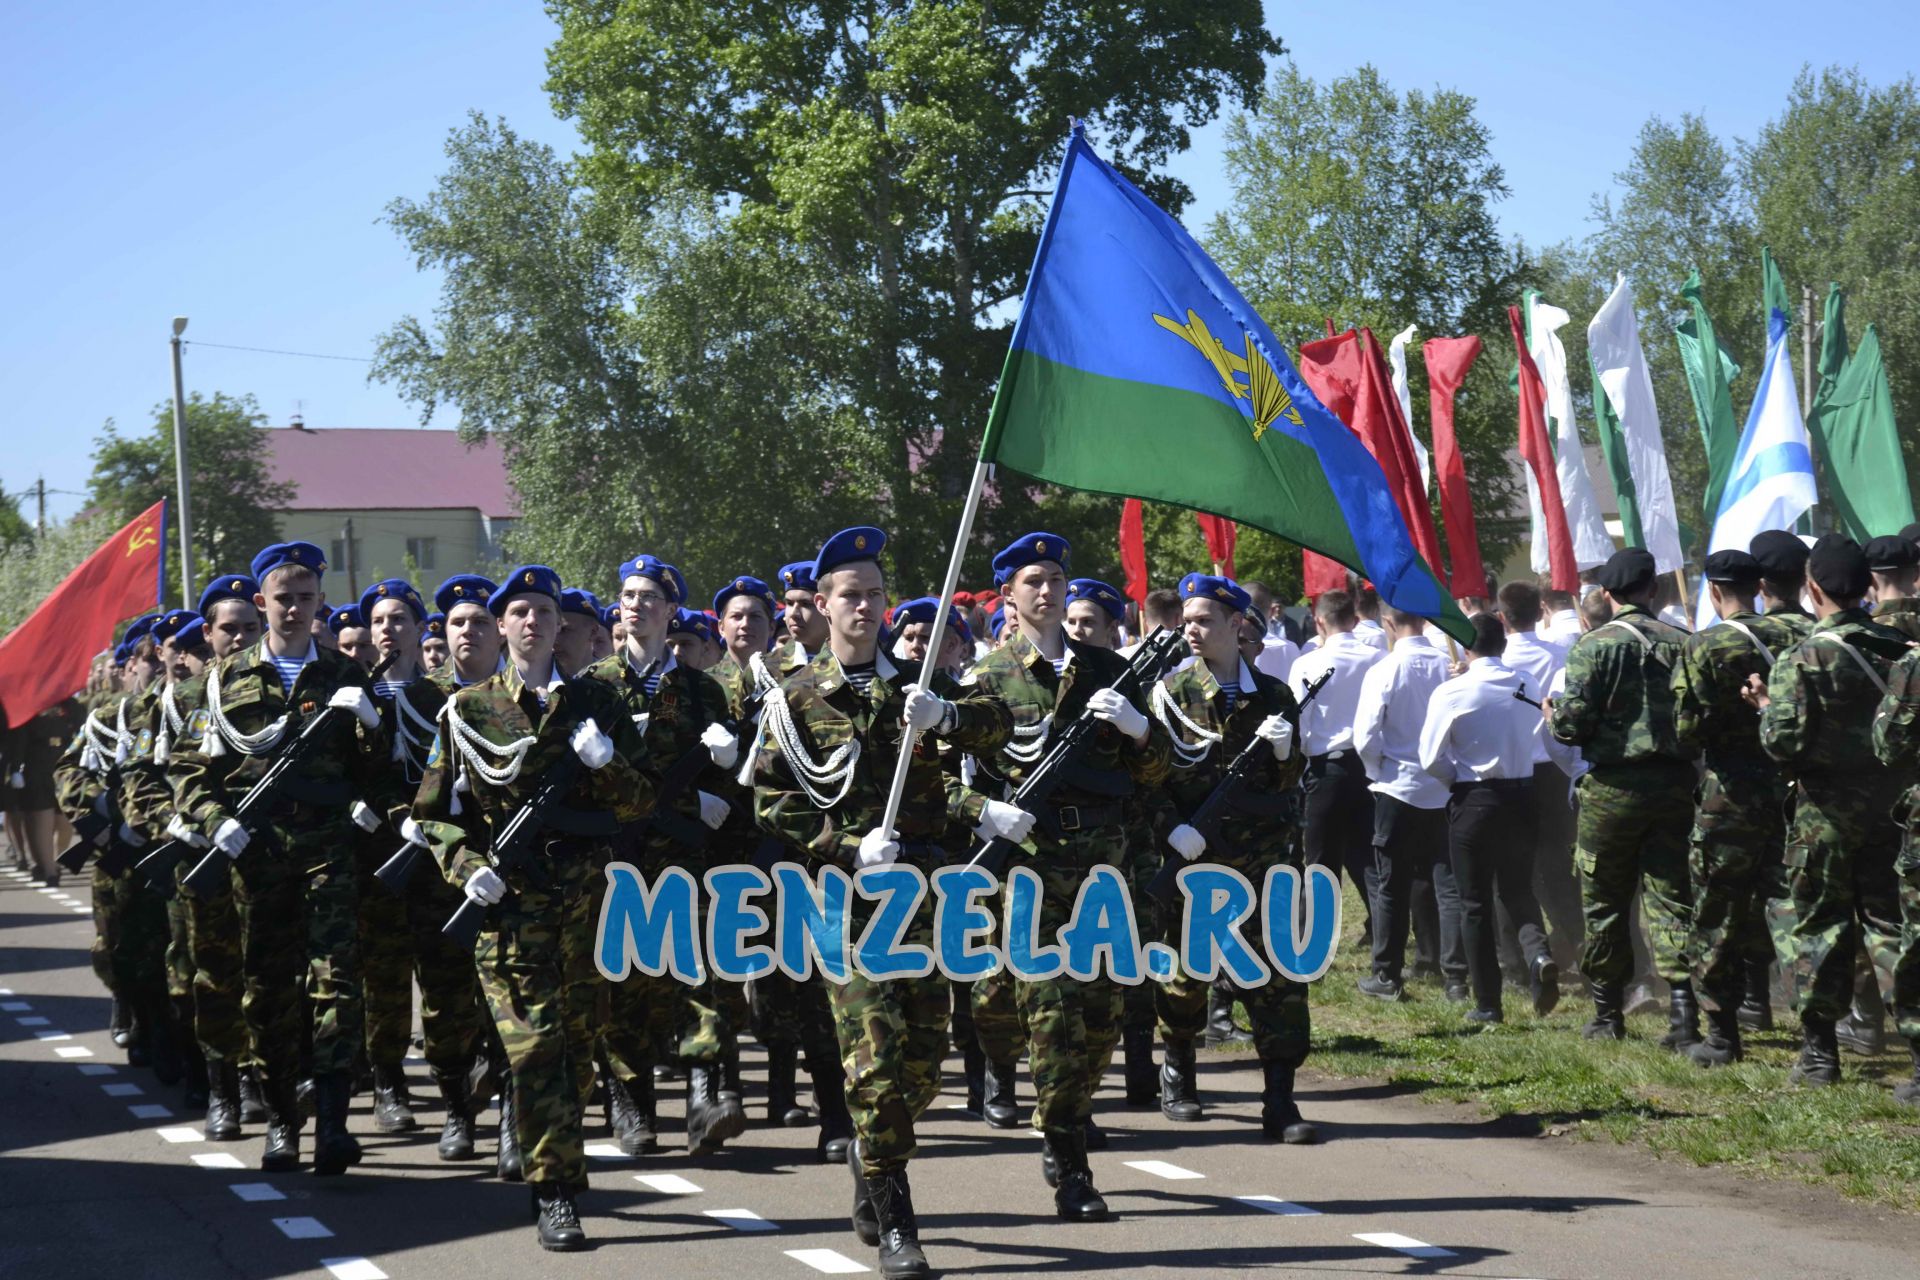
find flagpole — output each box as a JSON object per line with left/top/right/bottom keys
{"left": 876, "top": 457, "right": 992, "bottom": 841}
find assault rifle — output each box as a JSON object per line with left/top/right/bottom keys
{"left": 56, "top": 805, "right": 116, "bottom": 874}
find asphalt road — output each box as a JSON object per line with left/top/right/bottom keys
{"left": 4, "top": 861, "right": 1918, "bottom": 1280}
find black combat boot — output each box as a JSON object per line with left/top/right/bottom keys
{"left": 1044, "top": 1126, "right": 1110, "bottom": 1221}
{"left": 1894, "top": 1046, "right": 1920, "bottom": 1107}
{"left": 866, "top": 1167, "right": 931, "bottom": 1279}
{"left": 1736, "top": 957, "right": 1774, "bottom": 1031}
{"left": 496, "top": 1076, "right": 524, "bottom": 1181}
{"left": 1204, "top": 989, "right": 1252, "bottom": 1047}
{"left": 1260, "top": 1059, "right": 1318, "bottom": 1144}
{"left": 311, "top": 1073, "right": 363, "bottom": 1176}
{"left": 1789, "top": 1013, "right": 1842, "bottom": 1087}
{"left": 1660, "top": 983, "right": 1702, "bottom": 1051}
{"left": 981, "top": 1058, "right": 1020, "bottom": 1129}
{"left": 261, "top": 1075, "right": 302, "bottom": 1173}
{"left": 766, "top": 1042, "right": 810, "bottom": 1126}
{"left": 532, "top": 1184, "right": 587, "bottom": 1252}
{"left": 811, "top": 1050, "right": 854, "bottom": 1163}
{"left": 238, "top": 1066, "right": 268, "bottom": 1124}
{"left": 110, "top": 994, "right": 132, "bottom": 1049}
{"left": 606, "top": 1072, "right": 657, "bottom": 1155}
{"left": 686, "top": 1062, "right": 747, "bottom": 1156}
{"left": 1122, "top": 1025, "right": 1157, "bottom": 1107}
{"left": 1159, "top": 1037, "right": 1202, "bottom": 1122}
{"left": 1689, "top": 1004, "right": 1744, "bottom": 1068}
{"left": 961, "top": 1036, "right": 986, "bottom": 1115}
{"left": 434, "top": 1067, "right": 476, "bottom": 1161}
{"left": 848, "top": 1137, "right": 880, "bottom": 1246}
{"left": 1083, "top": 1114, "right": 1106, "bottom": 1150}
{"left": 175, "top": 998, "right": 208, "bottom": 1110}
{"left": 720, "top": 1049, "right": 744, "bottom": 1104}
{"left": 371, "top": 1062, "right": 417, "bottom": 1133}
{"left": 204, "top": 1061, "right": 243, "bottom": 1141}
{"left": 1833, "top": 1008, "right": 1886, "bottom": 1056}
{"left": 1581, "top": 982, "right": 1626, "bottom": 1040}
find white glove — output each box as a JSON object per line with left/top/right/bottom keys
{"left": 1255, "top": 713, "right": 1295, "bottom": 762}
{"left": 328, "top": 685, "right": 381, "bottom": 730}
{"left": 973, "top": 799, "right": 1036, "bottom": 844}
{"left": 165, "top": 814, "right": 208, "bottom": 849}
{"left": 570, "top": 717, "right": 614, "bottom": 770}
{"left": 1087, "top": 687, "right": 1149, "bottom": 741}
{"left": 116, "top": 822, "right": 147, "bottom": 849}
{"left": 7, "top": 767, "right": 22, "bottom": 789}
{"left": 856, "top": 827, "right": 900, "bottom": 869}
{"left": 350, "top": 800, "right": 380, "bottom": 832}
{"left": 464, "top": 866, "right": 506, "bottom": 905}
{"left": 1167, "top": 823, "right": 1207, "bottom": 862}
{"left": 697, "top": 790, "right": 731, "bottom": 830}
{"left": 901, "top": 683, "right": 954, "bottom": 733}
{"left": 400, "top": 817, "right": 428, "bottom": 847}
{"left": 213, "top": 818, "right": 250, "bottom": 860}
{"left": 701, "top": 722, "right": 740, "bottom": 770}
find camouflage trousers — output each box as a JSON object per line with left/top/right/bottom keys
{"left": 967, "top": 881, "right": 1028, "bottom": 1064}
{"left": 474, "top": 850, "right": 599, "bottom": 1190}
{"left": 1014, "top": 835, "right": 1125, "bottom": 1132}
{"left": 95, "top": 867, "right": 168, "bottom": 1003}
{"left": 750, "top": 970, "right": 836, "bottom": 1055}
{"left": 356, "top": 840, "right": 487, "bottom": 1073}
{"left": 1122, "top": 834, "right": 1166, "bottom": 1034}
{"left": 180, "top": 869, "right": 249, "bottom": 1065}
{"left": 601, "top": 849, "right": 747, "bottom": 1081}
{"left": 1574, "top": 764, "right": 1695, "bottom": 989}
{"left": 1156, "top": 853, "right": 1310, "bottom": 1066}
{"left": 832, "top": 963, "right": 947, "bottom": 1177}
{"left": 1687, "top": 763, "right": 1789, "bottom": 1012}
{"left": 1769, "top": 797, "right": 1909, "bottom": 1032}
{"left": 89, "top": 866, "right": 126, "bottom": 995}
{"left": 229, "top": 813, "right": 363, "bottom": 1087}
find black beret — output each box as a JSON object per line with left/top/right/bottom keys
{"left": 1807, "top": 534, "right": 1870, "bottom": 602}
{"left": 1864, "top": 535, "right": 1919, "bottom": 572}
{"left": 1595, "top": 547, "right": 1657, "bottom": 595}
{"left": 1749, "top": 529, "right": 1810, "bottom": 577}
{"left": 1703, "top": 550, "right": 1763, "bottom": 584}
{"left": 1901, "top": 522, "right": 1920, "bottom": 546}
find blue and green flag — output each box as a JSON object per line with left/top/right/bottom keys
{"left": 980, "top": 128, "right": 1471, "bottom": 641}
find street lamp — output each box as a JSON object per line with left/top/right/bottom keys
{"left": 170, "top": 316, "right": 196, "bottom": 604}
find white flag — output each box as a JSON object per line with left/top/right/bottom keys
{"left": 1387, "top": 324, "right": 1429, "bottom": 495}
{"left": 1527, "top": 294, "right": 1614, "bottom": 569}
{"left": 1587, "top": 275, "right": 1683, "bottom": 575}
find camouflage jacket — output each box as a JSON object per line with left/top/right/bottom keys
{"left": 584, "top": 647, "right": 742, "bottom": 858}
{"left": 170, "top": 640, "right": 385, "bottom": 835}
{"left": 1761, "top": 608, "right": 1912, "bottom": 826}
{"left": 750, "top": 647, "right": 1011, "bottom": 867}
{"left": 1149, "top": 658, "right": 1303, "bottom": 860}
{"left": 1873, "top": 597, "right": 1920, "bottom": 642}
{"left": 1550, "top": 604, "right": 1695, "bottom": 768}
{"left": 361, "top": 667, "right": 449, "bottom": 829}
{"left": 118, "top": 681, "right": 200, "bottom": 835}
{"left": 1872, "top": 644, "right": 1920, "bottom": 824}
{"left": 1672, "top": 609, "right": 1814, "bottom": 769}
{"left": 52, "top": 691, "right": 137, "bottom": 821}
{"left": 412, "top": 662, "right": 655, "bottom": 888}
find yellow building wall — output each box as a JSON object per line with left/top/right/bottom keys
{"left": 273, "top": 508, "right": 501, "bottom": 598}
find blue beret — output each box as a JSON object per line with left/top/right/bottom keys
{"left": 197, "top": 573, "right": 259, "bottom": 617}
{"left": 667, "top": 608, "right": 715, "bottom": 644}
{"left": 813, "top": 526, "right": 887, "bottom": 580}
{"left": 124, "top": 613, "right": 162, "bottom": 643}
{"left": 360, "top": 578, "right": 427, "bottom": 624}
{"left": 173, "top": 616, "right": 208, "bottom": 650}
{"left": 891, "top": 596, "right": 972, "bottom": 644}
{"left": 598, "top": 604, "right": 619, "bottom": 629}
{"left": 559, "top": 588, "right": 601, "bottom": 619}
{"left": 489, "top": 565, "right": 563, "bottom": 615}
{"left": 250, "top": 541, "right": 327, "bottom": 582}
{"left": 423, "top": 613, "right": 447, "bottom": 638}
{"left": 616, "top": 555, "right": 686, "bottom": 605}
{"left": 988, "top": 608, "right": 1008, "bottom": 640}
{"left": 713, "top": 575, "right": 777, "bottom": 616}
{"left": 777, "top": 561, "right": 818, "bottom": 594}
{"left": 314, "top": 603, "right": 334, "bottom": 623}
{"left": 992, "top": 532, "right": 1071, "bottom": 585}
{"left": 1066, "top": 578, "right": 1127, "bottom": 621}
{"left": 151, "top": 609, "right": 200, "bottom": 644}
{"left": 434, "top": 573, "right": 497, "bottom": 614}
{"left": 1179, "top": 572, "right": 1252, "bottom": 616}
{"left": 112, "top": 642, "right": 132, "bottom": 665}
{"left": 326, "top": 604, "right": 366, "bottom": 636}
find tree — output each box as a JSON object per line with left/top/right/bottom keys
{"left": 86, "top": 392, "right": 291, "bottom": 588}
{"left": 0, "top": 482, "right": 30, "bottom": 554}
{"left": 0, "top": 511, "right": 115, "bottom": 635}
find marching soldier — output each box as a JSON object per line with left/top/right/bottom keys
{"left": 422, "top": 613, "right": 449, "bottom": 672}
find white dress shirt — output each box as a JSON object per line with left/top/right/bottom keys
{"left": 1541, "top": 666, "right": 1588, "bottom": 787}
{"left": 1255, "top": 635, "right": 1299, "bottom": 685}
{"left": 1538, "top": 609, "right": 1581, "bottom": 648}
{"left": 1353, "top": 619, "right": 1389, "bottom": 653}
{"left": 1418, "top": 656, "right": 1540, "bottom": 787}
{"left": 1352, "top": 635, "right": 1451, "bottom": 808}
{"left": 1289, "top": 629, "right": 1383, "bottom": 756}
{"left": 1501, "top": 630, "right": 1568, "bottom": 766}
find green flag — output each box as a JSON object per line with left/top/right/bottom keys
{"left": 1806, "top": 283, "right": 1912, "bottom": 538}
{"left": 1762, "top": 245, "right": 1793, "bottom": 325}
{"left": 1589, "top": 348, "right": 1644, "bottom": 546}
{"left": 1676, "top": 269, "right": 1742, "bottom": 538}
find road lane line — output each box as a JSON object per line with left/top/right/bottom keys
{"left": 158, "top": 1127, "right": 205, "bottom": 1143}
{"left": 785, "top": 1247, "right": 871, "bottom": 1273}
{"left": 704, "top": 1208, "right": 779, "bottom": 1232}
{"left": 230, "top": 1183, "right": 287, "bottom": 1202}
{"left": 1236, "top": 1194, "right": 1320, "bottom": 1216}
{"left": 53, "top": 1046, "right": 92, "bottom": 1058}
{"left": 33, "top": 1030, "right": 72, "bottom": 1041}
{"left": 1354, "top": 1232, "right": 1456, "bottom": 1259}
{"left": 77, "top": 1063, "right": 116, "bottom": 1076}
{"left": 320, "top": 1259, "right": 389, "bottom": 1280}
{"left": 273, "top": 1217, "right": 335, "bottom": 1239}
{"left": 128, "top": 1103, "right": 173, "bottom": 1120}
{"left": 1124, "top": 1159, "right": 1205, "bottom": 1180}
{"left": 191, "top": 1153, "right": 246, "bottom": 1168}
{"left": 101, "top": 1082, "right": 144, "bottom": 1097}
{"left": 634, "top": 1173, "right": 703, "bottom": 1194}
{"left": 16, "top": 1016, "right": 50, "bottom": 1025}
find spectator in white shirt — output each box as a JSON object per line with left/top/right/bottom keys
{"left": 1537, "top": 583, "right": 1583, "bottom": 648}
{"left": 1289, "top": 589, "right": 1385, "bottom": 929}
{"left": 1419, "top": 615, "right": 1562, "bottom": 1025}
{"left": 1353, "top": 606, "right": 1464, "bottom": 1000}
{"left": 1497, "top": 581, "right": 1582, "bottom": 972}
{"left": 1352, "top": 581, "right": 1389, "bottom": 653}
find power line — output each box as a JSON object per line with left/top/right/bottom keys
{"left": 183, "top": 339, "right": 374, "bottom": 363}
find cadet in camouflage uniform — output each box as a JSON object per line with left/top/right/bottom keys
{"left": 1671, "top": 550, "right": 1811, "bottom": 1066}
{"left": 1868, "top": 595, "right": 1920, "bottom": 1106}
{"left": 955, "top": 532, "right": 1171, "bottom": 1222}
{"left": 413, "top": 563, "right": 655, "bottom": 1251}
{"left": 1149, "top": 574, "right": 1316, "bottom": 1143}
{"left": 172, "top": 542, "right": 386, "bottom": 1176}
{"left": 1752, "top": 535, "right": 1912, "bottom": 1087}
{"left": 751, "top": 526, "right": 1013, "bottom": 1280}
{"left": 1548, "top": 547, "right": 1700, "bottom": 1046}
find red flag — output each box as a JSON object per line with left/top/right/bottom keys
{"left": 1118, "top": 498, "right": 1148, "bottom": 605}
{"left": 0, "top": 501, "right": 167, "bottom": 728}
{"left": 1423, "top": 335, "right": 1489, "bottom": 597}
{"left": 1194, "top": 513, "right": 1236, "bottom": 578}
{"left": 1510, "top": 306, "right": 1578, "bottom": 591}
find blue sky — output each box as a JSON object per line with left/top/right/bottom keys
{"left": 4, "top": 2, "right": 1914, "bottom": 524}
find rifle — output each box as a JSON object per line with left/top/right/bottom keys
{"left": 1513, "top": 686, "right": 1543, "bottom": 710}
{"left": 440, "top": 751, "right": 586, "bottom": 949}
{"left": 1146, "top": 668, "right": 1332, "bottom": 908}
{"left": 55, "top": 805, "right": 114, "bottom": 874}
{"left": 968, "top": 627, "right": 1187, "bottom": 878}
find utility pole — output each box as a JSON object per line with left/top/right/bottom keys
{"left": 34, "top": 477, "right": 45, "bottom": 539}
{"left": 1802, "top": 284, "right": 1814, "bottom": 416}
{"left": 170, "top": 317, "right": 196, "bottom": 605}
{"left": 342, "top": 516, "right": 357, "bottom": 598}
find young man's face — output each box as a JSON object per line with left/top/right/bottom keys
{"left": 257, "top": 568, "right": 323, "bottom": 649}
{"left": 206, "top": 600, "right": 263, "bottom": 659}
{"left": 160, "top": 638, "right": 191, "bottom": 682}
{"left": 1064, "top": 600, "right": 1114, "bottom": 648}
{"left": 1007, "top": 561, "right": 1067, "bottom": 633}
{"left": 719, "top": 596, "right": 772, "bottom": 662}
{"left": 368, "top": 599, "right": 420, "bottom": 665}
{"left": 899, "top": 620, "right": 969, "bottom": 671}
{"left": 666, "top": 632, "right": 712, "bottom": 670}
{"left": 592, "top": 624, "right": 614, "bottom": 662}
{"left": 619, "top": 574, "right": 675, "bottom": 645}
{"left": 129, "top": 645, "right": 161, "bottom": 691}
{"left": 422, "top": 635, "right": 450, "bottom": 670}
{"left": 554, "top": 611, "right": 595, "bottom": 672}
{"left": 500, "top": 595, "right": 559, "bottom": 665}
{"left": 336, "top": 627, "right": 376, "bottom": 670}
{"left": 785, "top": 587, "right": 828, "bottom": 649}
{"left": 1182, "top": 597, "right": 1238, "bottom": 668}
{"left": 446, "top": 603, "right": 500, "bottom": 674}
{"left": 178, "top": 646, "right": 210, "bottom": 677}
{"left": 817, "top": 562, "right": 887, "bottom": 649}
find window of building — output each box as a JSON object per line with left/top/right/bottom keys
{"left": 406, "top": 537, "right": 437, "bottom": 571}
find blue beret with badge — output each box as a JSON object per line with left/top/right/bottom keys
{"left": 598, "top": 604, "right": 619, "bottom": 630}
{"left": 249, "top": 540, "right": 327, "bottom": 583}
{"left": 1179, "top": 571, "right": 1251, "bottom": 616}
{"left": 667, "top": 608, "right": 715, "bottom": 644}
{"left": 1066, "top": 578, "right": 1127, "bottom": 621}
{"left": 813, "top": 526, "right": 887, "bottom": 581}
{"left": 173, "top": 616, "right": 208, "bottom": 650}
{"left": 151, "top": 609, "right": 200, "bottom": 644}
{"left": 197, "top": 573, "right": 259, "bottom": 617}
{"left": 434, "top": 573, "right": 497, "bottom": 615}
{"left": 559, "top": 588, "right": 602, "bottom": 619}
{"left": 326, "top": 604, "right": 366, "bottom": 636}
{"left": 112, "top": 641, "right": 132, "bottom": 666}
{"left": 713, "top": 574, "right": 777, "bottom": 616}
{"left": 489, "top": 565, "right": 564, "bottom": 615}
{"left": 123, "top": 613, "right": 161, "bottom": 644}
{"left": 987, "top": 608, "right": 1008, "bottom": 640}
{"left": 891, "top": 596, "right": 972, "bottom": 644}
{"left": 616, "top": 555, "right": 686, "bottom": 605}
{"left": 777, "top": 560, "right": 818, "bottom": 594}
{"left": 360, "top": 577, "right": 427, "bottom": 624}
{"left": 992, "top": 531, "right": 1071, "bottom": 585}
{"left": 424, "top": 612, "right": 447, "bottom": 639}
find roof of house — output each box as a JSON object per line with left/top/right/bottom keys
{"left": 262, "top": 426, "right": 519, "bottom": 519}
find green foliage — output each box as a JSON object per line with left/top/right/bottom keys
{"left": 0, "top": 510, "right": 118, "bottom": 635}
{"left": 0, "top": 481, "right": 31, "bottom": 554}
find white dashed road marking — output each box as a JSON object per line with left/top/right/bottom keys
{"left": 34, "top": 1030, "right": 72, "bottom": 1041}
{"left": 230, "top": 1183, "right": 287, "bottom": 1202}
{"left": 128, "top": 1104, "right": 173, "bottom": 1120}
{"left": 101, "top": 1082, "right": 144, "bottom": 1097}
{"left": 704, "top": 1208, "right": 778, "bottom": 1232}
{"left": 320, "top": 1259, "right": 389, "bottom": 1280}
{"left": 584, "top": 1143, "right": 630, "bottom": 1160}
{"left": 15, "top": 1016, "right": 50, "bottom": 1025}
{"left": 191, "top": 1153, "right": 245, "bottom": 1169}
{"left": 786, "top": 1247, "right": 871, "bottom": 1274}
{"left": 634, "top": 1173, "right": 703, "bottom": 1194}
{"left": 0, "top": 1001, "right": 30, "bottom": 1011}
{"left": 1124, "top": 1159, "right": 1205, "bottom": 1180}
{"left": 77, "top": 1063, "right": 116, "bottom": 1076}
{"left": 1236, "top": 1194, "right": 1320, "bottom": 1216}
{"left": 1355, "top": 1231, "right": 1456, "bottom": 1259}
{"left": 53, "top": 1045, "right": 92, "bottom": 1058}
{"left": 157, "top": 1127, "right": 205, "bottom": 1144}
{"left": 273, "top": 1216, "right": 335, "bottom": 1239}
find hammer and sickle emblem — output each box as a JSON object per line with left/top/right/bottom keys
{"left": 127, "top": 524, "right": 158, "bottom": 554}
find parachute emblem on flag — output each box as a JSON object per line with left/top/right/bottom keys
{"left": 1154, "top": 309, "right": 1302, "bottom": 441}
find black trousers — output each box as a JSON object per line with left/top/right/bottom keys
{"left": 1304, "top": 751, "right": 1375, "bottom": 928}
{"left": 1449, "top": 779, "right": 1551, "bottom": 1012}
{"left": 1497, "top": 762, "right": 1586, "bottom": 975}
{"left": 1367, "top": 795, "right": 1452, "bottom": 981}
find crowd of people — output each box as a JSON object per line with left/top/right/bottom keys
{"left": 5, "top": 518, "right": 1920, "bottom": 1279}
